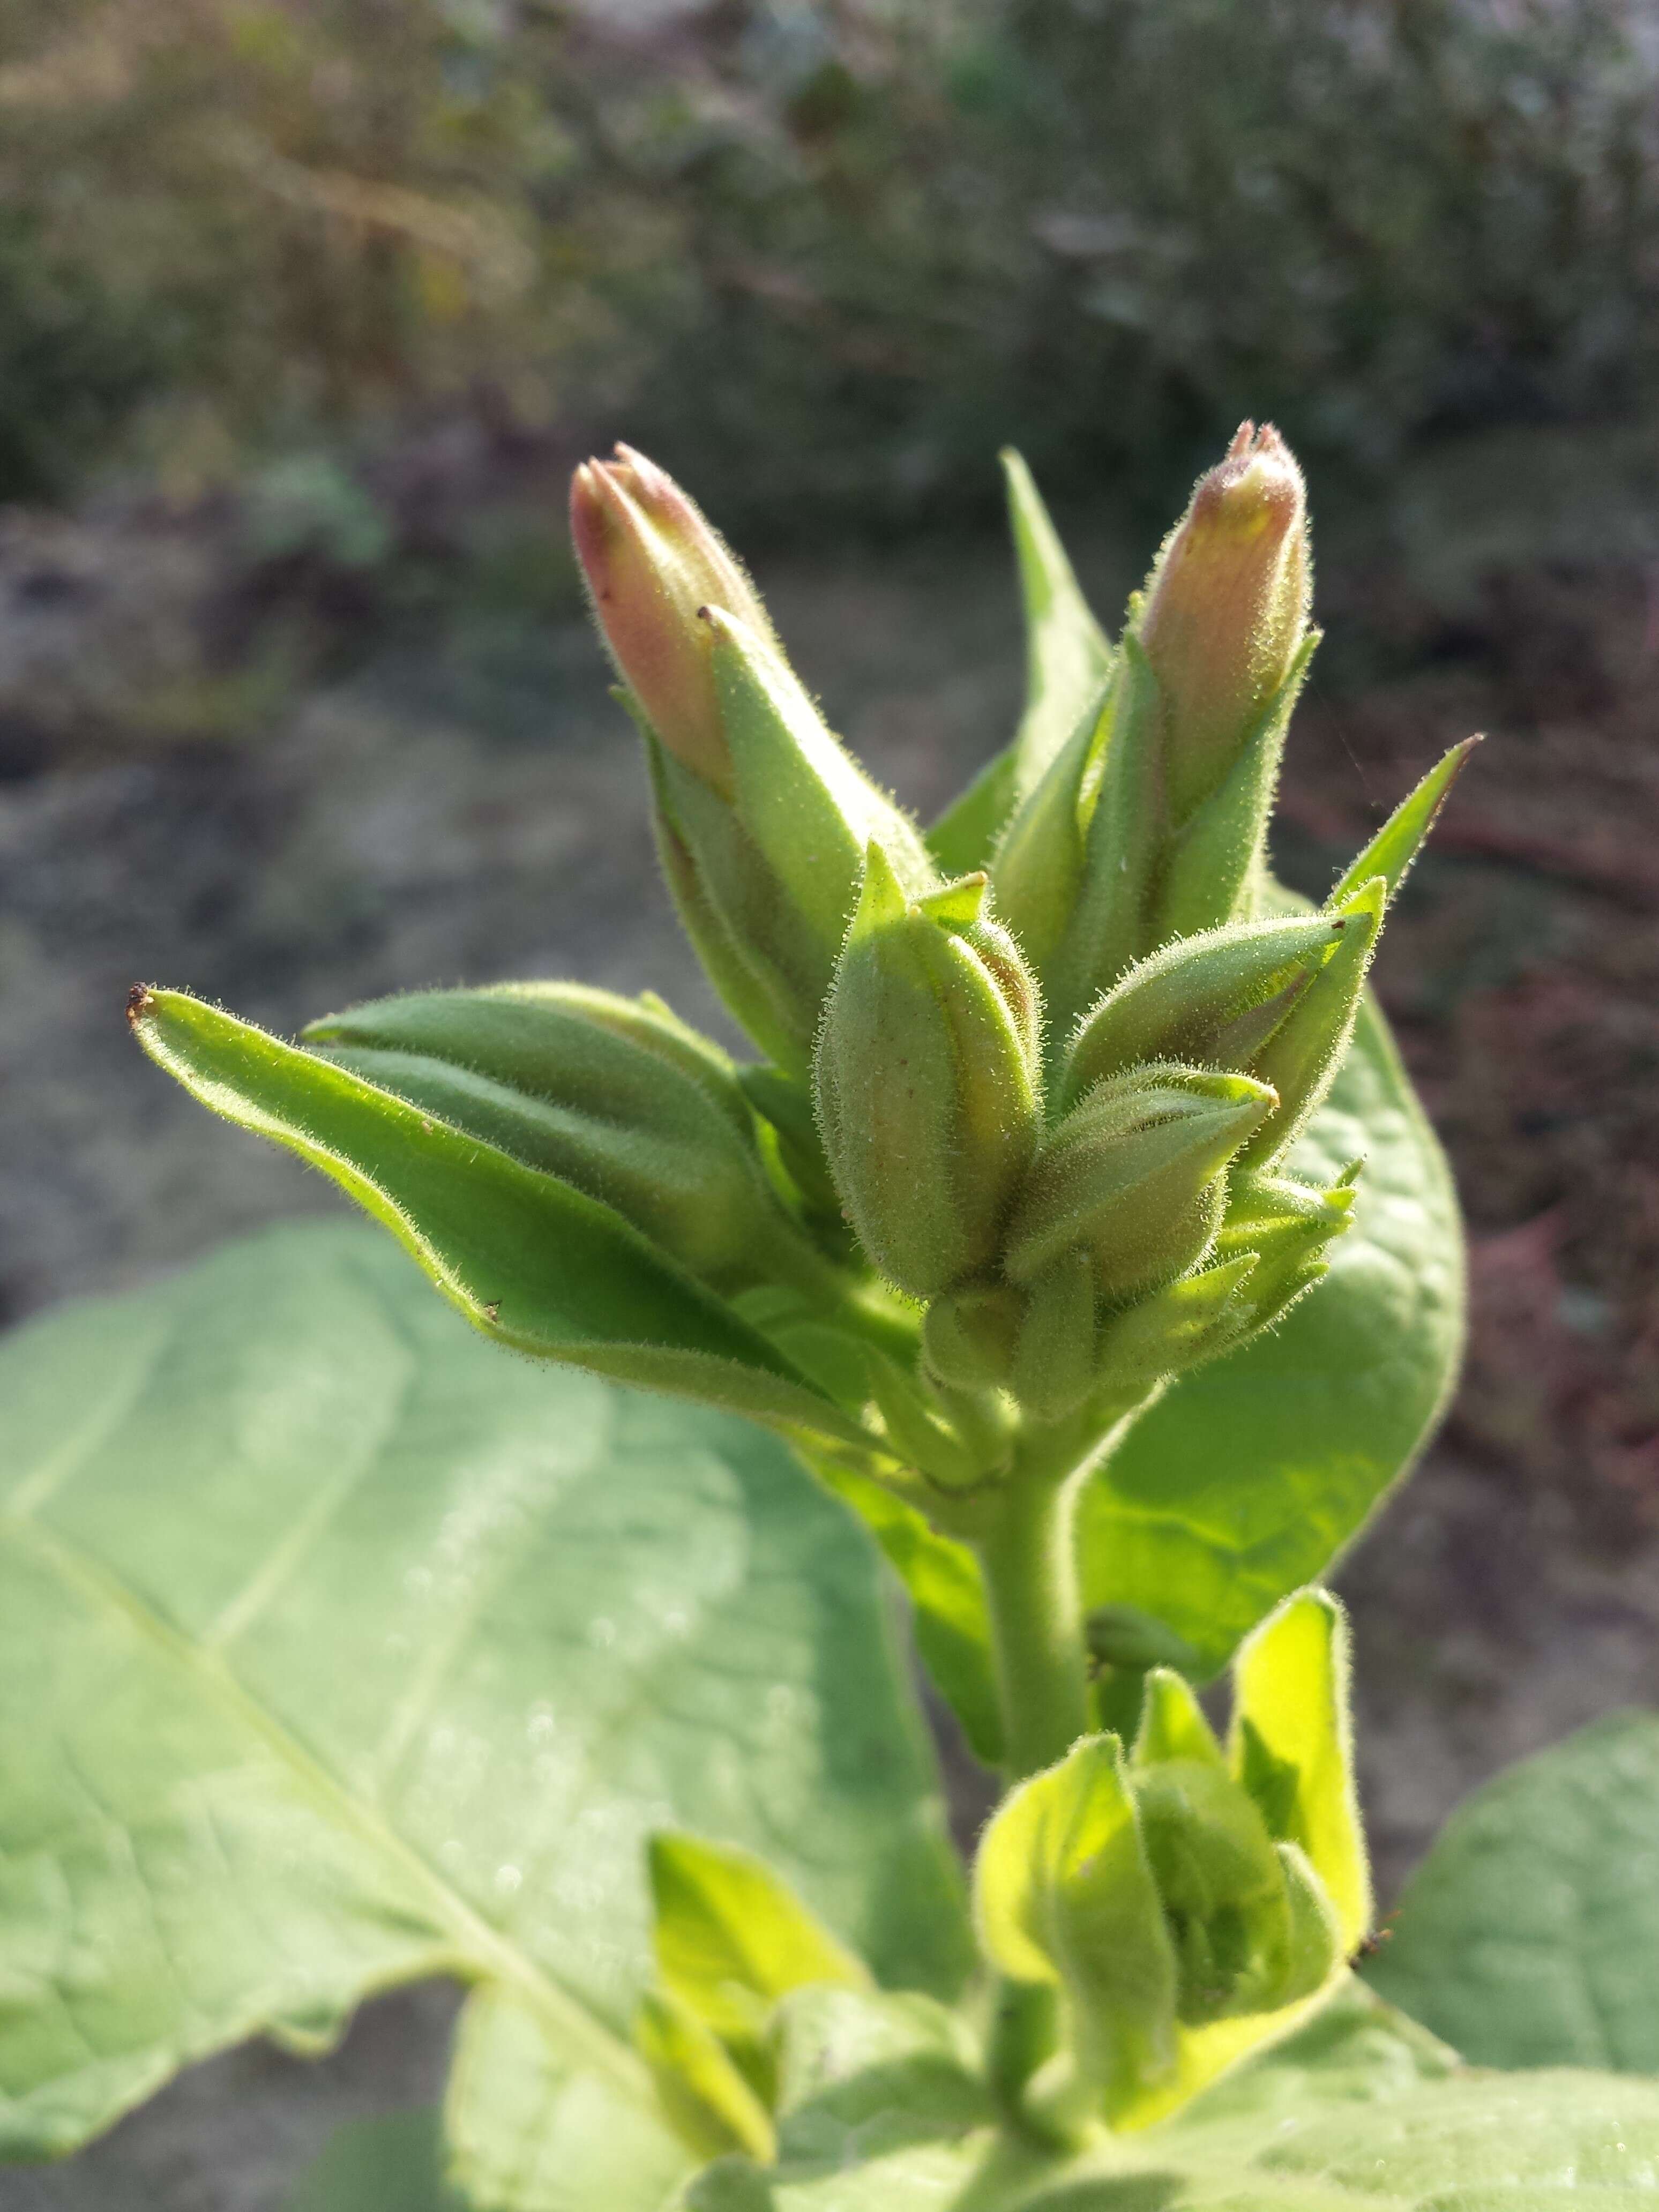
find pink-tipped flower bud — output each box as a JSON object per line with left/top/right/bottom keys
{"left": 1137, "top": 423, "right": 1311, "bottom": 823}
{"left": 570, "top": 444, "right": 774, "bottom": 795}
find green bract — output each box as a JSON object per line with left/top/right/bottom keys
{"left": 12, "top": 424, "right": 1532, "bottom": 2204}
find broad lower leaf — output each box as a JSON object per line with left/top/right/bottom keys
{"left": 1367, "top": 1711, "right": 1659, "bottom": 2073}
{"left": 1079, "top": 991, "right": 1463, "bottom": 1678}
{"left": 926, "top": 452, "right": 1110, "bottom": 876}
{"left": 684, "top": 1980, "right": 1659, "bottom": 2209}
{"left": 130, "top": 988, "right": 873, "bottom": 1453}
{"left": 0, "top": 1223, "right": 970, "bottom": 2178}
{"left": 283, "top": 2109, "right": 466, "bottom": 2212}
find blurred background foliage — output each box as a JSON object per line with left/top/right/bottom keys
{"left": 2, "top": 0, "right": 1656, "bottom": 527}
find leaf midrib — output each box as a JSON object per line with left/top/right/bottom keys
{"left": 3, "top": 1507, "right": 648, "bottom": 2098}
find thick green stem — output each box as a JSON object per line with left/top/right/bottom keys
{"left": 975, "top": 1464, "right": 1091, "bottom": 1784}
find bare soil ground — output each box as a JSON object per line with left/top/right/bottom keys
{"left": 3, "top": 420, "right": 1657, "bottom": 2206}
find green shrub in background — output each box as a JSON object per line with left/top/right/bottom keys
{"left": 2, "top": 0, "right": 1656, "bottom": 518}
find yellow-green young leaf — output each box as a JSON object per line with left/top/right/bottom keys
{"left": 648, "top": 1834, "right": 870, "bottom": 2100}
{"left": 129, "top": 987, "right": 872, "bottom": 1453}
{"left": 974, "top": 1735, "right": 1178, "bottom": 2118}
{"left": 1134, "top": 1669, "right": 1224, "bottom": 1769}
{"left": 927, "top": 451, "right": 1111, "bottom": 876}
{"left": 1230, "top": 1591, "right": 1371, "bottom": 1954}
{"left": 635, "top": 1989, "right": 776, "bottom": 2164}
{"left": 0, "top": 1224, "right": 970, "bottom": 2171}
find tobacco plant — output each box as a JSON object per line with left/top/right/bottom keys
{"left": 6, "top": 429, "right": 1659, "bottom": 2208}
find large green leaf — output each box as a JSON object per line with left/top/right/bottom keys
{"left": 285, "top": 2111, "right": 466, "bottom": 2212}
{"left": 129, "top": 990, "right": 873, "bottom": 1453}
{"left": 685, "top": 1983, "right": 1659, "bottom": 2209}
{"left": 1367, "top": 1712, "right": 1659, "bottom": 2073}
{"left": 0, "top": 1222, "right": 970, "bottom": 2190}
{"left": 1078, "top": 992, "right": 1464, "bottom": 1677}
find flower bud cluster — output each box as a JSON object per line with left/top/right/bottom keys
{"left": 569, "top": 434, "right": 1460, "bottom": 1503}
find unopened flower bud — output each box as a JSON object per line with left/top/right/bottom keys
{"left": 1138, "top": 422, "right": 1311, "bottom": 824}
{"left": 1003, "top": 1064, "right": 1274, "bottom": 1303}
{"left": 814, "top": 849, "right": 1042, "bottom": 1300}
{"left": 571, "top": 444, "right": 773, "bottom": 795}
{"left": 1132, "top": 1759, "right": 1338, "bottom": 2025}
{"left": 1060, "top": 913, "right": 1348, "bottom": 1109}
{"left": 304, "top": 981, "right": 818, "bottom": 1295}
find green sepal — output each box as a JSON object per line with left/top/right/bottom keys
{"left": 1093, "top": 1254, "right": 1258, "bottom": 1390}
{"left": 814, "top": 845, "right": 1041, "bottom": 1299}
{"left": 1003, "top": 1064, "right": 1274, "bottom": 1297}
{"left": 645, "top": 727, "right": 808, "bottom": 1077}
{"left": 1060, "top": 912, "right": 1347, "bottom": 1109}
{"left": 303, "top": 982, "right": 825, "bottom": 1297}
{"left": 735, "top": 1061, "right": 845, "bottom": 1225}
{"left": 973, "top": 1733, "right": 1179, "bottom": 2130}
{"left": 707, "top": 604, "right": 936, "bottom": 958}
{"left": 1212, "top": 1168, "right": 1358, "bottom": 1337}
{"left": 1044, "top": 638, "right": 1165, "bottom": 1038}
{"left": 1152, "top": 633, "right": 1318, "bottom": 945}
{"left": 1329, "top": 735, "right": 1480, "bottom": 909}
{"left": 636, "top": 1988, "right": 777, "bottom": 2164}
{"left": 988, "top": 684, "right": 1111, "bottom": 981}
{"left": 1236, "top": 876, "right": 1385, "bottom": 1170}
{"left": 1133, "top": 1667, "right": 1224, "bottom": 1769}
{"left": 1229, "top": 1590, "right": 1372, "bottom": 1954}
{"left": 129, "top": 988, "right": 875, "bottom": 1452}
{"left": 648, "top": 1832, "right": 870, "bottom": 2109}
{"left": 1011, "top": 1249, "right": 1098, "bottom": 1423}
{"left": 928, "top": 450, "right": 1111, "bottom": 875}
